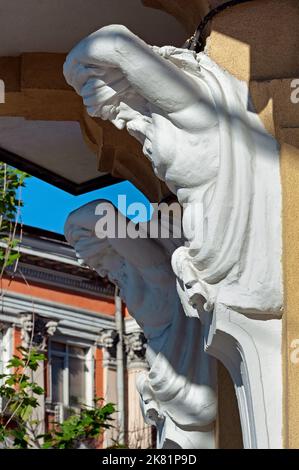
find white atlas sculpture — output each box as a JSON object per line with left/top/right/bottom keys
{"left": 64, "top": 25, "right": 283, "bottom": 449}
{"left": 65, "top": 201, "right": 217, "bottom": 449}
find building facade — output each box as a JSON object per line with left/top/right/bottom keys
{"left": 0, "top": 225, "right": 151, "bottom": 448}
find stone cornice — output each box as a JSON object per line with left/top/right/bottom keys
{"left": 7, "top": 261, "right": 115, "bottom": 298}
{"left": 1, "top": 291, "right": 115, "bottom": 342}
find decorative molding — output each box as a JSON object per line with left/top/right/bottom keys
{"left": 20, "top": 313, "right": 33, "bottom": 347}
{"left": 97, "top": 328, "right": 118, "bottom": 368}
{"left": 97, "top": 328, "right": 148, "bottom": 370}
{"left": 8, "top": 262, "right": 115, "bottom": 298}
{"left": 125, "top": 331, "right": 147, "bottom": 370}
{"left": 1, "top": 291, "right": 115, "bottom": 342}
{"left": 124, "top": 318, "right": 144, "bottom": 335}
{"left": 3, "top": 229, "right": 115, "bottom": 298}
{"left": 20, "top": 312, "right": 58, "bottom": 350}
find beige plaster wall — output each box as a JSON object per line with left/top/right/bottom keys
{"left": 204, "top": 0, "right": 299, "bottom": 449}
{"left": 127, "top": 368, "right": 153, "bottom": 448}
{"left": 103, "top": 367, "right": 119, "bottom": 447}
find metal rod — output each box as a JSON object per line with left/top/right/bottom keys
{"left": 185, "top": 0, "right": 254, "bottom": 52}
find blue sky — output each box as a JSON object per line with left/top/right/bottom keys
{"left": 21, "top": 177, "right": 152, "bottom": 234}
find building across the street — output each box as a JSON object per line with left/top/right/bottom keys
{"left": 0, "top": 225, "right": 152, "bottom": 448}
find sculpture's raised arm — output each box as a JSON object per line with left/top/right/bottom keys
{"left": 63, "top": 23, "right": 284, "bottom": 450}
{"left": 63, "top": 25, "right": 217, "bottom": 131}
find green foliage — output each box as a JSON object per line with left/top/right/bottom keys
{"left": 42, "top": 400, "right": 116, "bottom": 449}
{"left": 0, "top": 347, "right": 116, "bottom": 449}
{"left": 0, "top": 346, "right": 46, "bottom": 448}
{"left": 0, "top": 164, "right": 117, "bottom": 449}
{"left": 0, "top": 162, "right": 29, "bottom": 271}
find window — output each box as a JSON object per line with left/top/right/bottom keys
{"left": 49, "top": 341, "right": 92, "bottom": 411}
{"left": 0, "top": 327, "right": 12, "bottom": 412}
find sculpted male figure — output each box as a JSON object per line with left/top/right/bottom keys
{"left": 64, "top": 25, "right": 282, "bottom": 317}
{"left": 64, "top": 25, "right": 283, "bottom": 449}
{"left": 65, "top": 201, "right": 217, "bottom": 449}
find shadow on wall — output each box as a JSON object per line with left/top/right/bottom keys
{"left": 206, "top": 0, "right": 299, "bottom": 146}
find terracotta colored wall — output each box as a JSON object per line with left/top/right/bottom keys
{"left": 13, "top": 327, "right": 22, "bottom": 356}
{"left": 2, "top": 276, "right": 115, "bottom": 315}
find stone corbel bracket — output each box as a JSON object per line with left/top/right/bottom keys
{"left": 97, "top": 328, "right": 119, "bottom": 369}
{"left": 20, "top": 312, "right": 59, "bottom": 351}
{"left": 124, "top": 331, "right": 148, "bottom": 370}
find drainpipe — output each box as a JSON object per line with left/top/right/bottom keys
{"left": 115, "top": 287, "right": 125, "bottom": 445}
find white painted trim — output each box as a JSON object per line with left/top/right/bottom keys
{"left": 1, "top": 291, "right": 115, "bottom": 343}
{"left": 85, "top": 346, "right": 94, "bottom": 408}
{"left": 0, "top": 241, "right": 81, "bottom": 267}
{"left": 47, "top": 341, "right": 53, "bottom": 403}
{"left": 2, "top": 327, "right": 13, "bottom": 371}
{"left": 204, "top": 304, "right": 283, "bottom": 449}
{"left": 9, "top": 262, "right": 114, "bottom": 298}
{"left": 0, "top": 326, "right": 13, "bottom": 412}
{"left": 48, "top": 338, "right": 94, "bottom": 410}
{"left": 124, "top": 318, "right": 143, "bottom": 335}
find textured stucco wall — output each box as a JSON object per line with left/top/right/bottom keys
{"left": 204, "top": 0, "right": 299, "bottom": 449}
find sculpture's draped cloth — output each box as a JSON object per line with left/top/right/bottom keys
{"left": 151, "top": 48, "right": 282, "bottom": 317}
{"left": 64, "top": 30, "right": 282, "bottom": 317}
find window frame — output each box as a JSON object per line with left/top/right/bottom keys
{"left": 48, "top": 337, "right": 94, "bottom": 410}
{"left": 0, "top": 326, "right": 13, "bottom": 412}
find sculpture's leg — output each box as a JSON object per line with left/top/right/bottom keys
{"left": 202, "top": 305, "right": 283, "bottom": 449}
